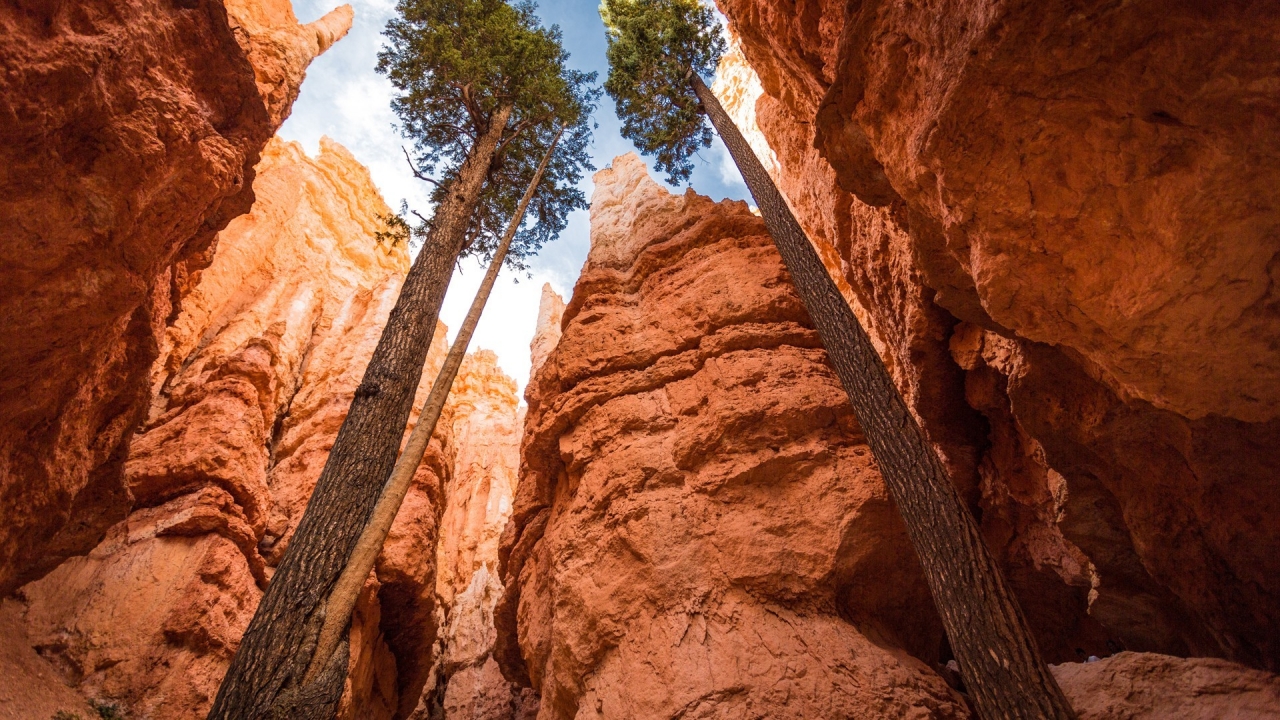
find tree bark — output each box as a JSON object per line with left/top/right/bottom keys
{"left": 691, "top": 73, "right": 1076, "bottom": 720}
{"left": 302, "top": 126, "right": 565, "bottom": 684}
{"left": 207, "top": 103, "right": 514, "bottom": 720}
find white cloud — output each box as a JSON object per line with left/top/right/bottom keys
{"left": 280, "top": 0, "right": 564, "bottom": 393}
{"left": 277, "top": 0, "right": 748, "bottom": 393}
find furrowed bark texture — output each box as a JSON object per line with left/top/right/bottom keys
{"left": 303, "top": 127, "right": 563, "bottom": 684}
{"left": 692, "top": 73, "right": 1076, "bottom": 720}
{"left": 207, "top": 103, "right": 514, "bottom": 720}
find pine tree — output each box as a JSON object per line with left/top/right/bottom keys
{"left": 600, "top": 1, "right": 1076, "bottom": 717}
{"left": 207, "top": 2, "right": 594, "bottom": 716}
{"left": 302, "top": 125, "right": 572, "bottom": 685}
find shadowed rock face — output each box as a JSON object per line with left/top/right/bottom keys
{"left": 714, "top": 0, "right": 1280, "bottom": 671}
{"left": 0, "top": 0, "right": 352, "bottom": 595}
{"left": 16, "top": 137, "right": 452, "bottom": 720}
{"left": 496, "top": 154, "right": 968, "bottom": 719}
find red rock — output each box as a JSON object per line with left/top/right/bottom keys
{"left": 443, "top": 658, "right": 523, "bottom": 720}
{"left": 16, "top": 137, "right": 453, "bottom": 719}
{"left": 1052, "top": 652, "right": 1280, "bottom": 719}
{"left": 714, "top": 0, "right": 1280, "bottom": 671}
{"left": 19, "top": 525, "right": 262, "bottom": 718}
{"left": 0, "top": 601, "right": 96, "bottom": 720}
{"left": 430, "top": 350, "right": 524, "bottom": 718}
{"left": 496, "top": 155, "right": 967, "bottom": 718}
{"left": 0, "top": 0, "right": 351, "bottom": 595}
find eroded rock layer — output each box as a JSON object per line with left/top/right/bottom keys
{"left": 713, "top": 0, "right": 1280, "bottom": 671}
{"left": 15, "top": 137, "right": 451, "bottom": 720}
{"left": 0, "top": 0, "right": 352, "bottom": 595}
{"left": 496, "top": 155, "right": 968, "bottom": 719}
{"left": 432, "top": 351, "right": 527, "bottom": 720}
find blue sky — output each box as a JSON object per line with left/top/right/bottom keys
{"left": 279, "top": 0, "right": 748, "bottom": 392}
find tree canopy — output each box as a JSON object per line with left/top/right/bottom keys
{"left": 601, "top": 0, "right": 724, "bottom": 184}
{"left": 378, "top": 0, "right": 598, "bottom": 267}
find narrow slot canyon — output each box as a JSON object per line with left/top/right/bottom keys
{"left": 1, "top": 0, "right": 1278, "bottom": 719}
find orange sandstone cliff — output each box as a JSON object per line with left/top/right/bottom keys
{"left": 713, "top": 0, "right": 1280, "bottom": 673}
{"left": 3, "top": 0, "right": 1279, "bottom": 716}
{"left": 496, "top": 154, "right": 969, "bottom": 719}
{"left": 434, "top": 350, "right": 528, "bottom": 720}
{"left": 12, "top": 137, "right": 453, "bottom": 720}
{"left": 0, "top": 0, "right": 353, "bottom": 595}
{"left": 493, "top": 150, "right": 1280, "bottom": 718}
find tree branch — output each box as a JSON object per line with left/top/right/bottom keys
{"left": 401, "top": 147, "right": 440, "bottom": 187}
{"left": 429, "top": 121, "right": 473, "bottom": 140}
{"left": 494, "top": 114, "right": 547, "bottom": 155}
{"left": 459, "top": 83, "right": 482, "bottom": 128}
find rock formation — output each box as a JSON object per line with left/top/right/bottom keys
{"left": 433, "top": 350, "right": 526, "bottom": 720}
{"left": 14, "top": 137, "right": 452, "bottom": 720}
{"left": 528, "top": 285, "right": 567, "bottom": 377}
{"left": 0, "top": 600, "right": 98, "bottom": 720}
{"left": 0, "top": 0, "right": 353, "bottom": 596}
{"left": 2, "top": 0, "right": 1278, "bottom": 716}
{"left": 712, "top": 0, "right": 1280, "bottom": 672}
{"left": 496, "top": 154, "right": 969, "bottom": 719}
{"left": 1051, "top": 652, "right": 1280, "bottom": 719}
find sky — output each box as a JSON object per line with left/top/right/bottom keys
{"left": 278, "top": 0, "right": 749, "bottom": 393}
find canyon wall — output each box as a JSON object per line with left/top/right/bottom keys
{"left": 496, "top": 154, "right": 969, "bottom": 719}
{"left": 714, "top": 0, "right": 1280, "bottom": 672}
{"left": 433, "top": 350, "right": 528, "bottom": 720}
{"left": 495, "top": 152, "right": 1280, "bottom": 717}
{"left": 0, "top": 0, "right": 352, "bottom": 595}
{"left": 12, "top": 137, "right": 454, "bottom": 720}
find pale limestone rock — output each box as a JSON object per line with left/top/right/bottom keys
{"left": 710, "top": 37, "right": 779, "bottom": 176}
{"left": 529, "top": 284, "right": 566, "bottom": 380}
{"left": 584, "top": 153, "right": 688, "bottom": 271}
{"left": 433, "top": 351, "right": 524, "bottom": 718}
{"left": 437, "top": 351, "right": 522, "bottom": 610}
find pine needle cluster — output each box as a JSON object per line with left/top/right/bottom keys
{"left": 379, "top": 0, "right": 599, "bottom": 266}
{"left": 601, "top": 0, "right": 724, "bottom": 183}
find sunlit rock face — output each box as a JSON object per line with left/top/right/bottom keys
{"left": 432, "top": 350, "right": 526, "bottom": 720}
{"left": 714, "top": 0, "right": 1280, "bottom": 672}
{"left": 16, "top": 137, "right": 452, "bottom": 720}
{"left": 495, "top": 154, "right": 968, "bottom": 719}
{"left": 437, "top": 351, "right": 522, "bottom": 613}
{"left": 528, "top": 284, "right": 566, "bottom": 377}
{"left": 0, "top": 0, "right": 352, "bottom": 595}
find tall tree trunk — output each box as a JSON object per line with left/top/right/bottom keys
{"left": 302, "top": 126, "right": 565, "bottom": 685}
{"left": 207, "top": 103, "right": 514, "bottom": 720}
{"left": 690, "top": 73, "right": 1076, "bottom": 720}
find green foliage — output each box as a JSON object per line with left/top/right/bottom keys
{"left": 461, "top": 109, "right": 596, "bottom": 272}
{"left": 90, "top": 700, "right": 126, "bottom": 720}
{"left": 51, "top": 700, "right": 126, "bottom": 720}
{"left": 374, "top": 211, "right": 411, "bottom": 249}
{"left": 378, "top": 0, "right": 597, "bottom": 266}
{"left": 601, "top": 0, "right": 725, "bottom": 184}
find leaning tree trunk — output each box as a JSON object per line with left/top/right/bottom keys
{"left": 302, "top": 126, "right": 566, "bottom": 685}
{"left": 690, "top": 73, "right": 1076, "bottom": 720}
{"left": 207, "top": 103, "right": 514, "bottom": 720}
